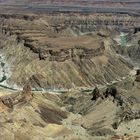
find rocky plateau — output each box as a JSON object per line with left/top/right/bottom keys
{"left": 0, "top": 0, "right": 140, "bottom": 140}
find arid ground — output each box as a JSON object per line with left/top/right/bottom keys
{"left": 0, "top": 1, "right": 140, "bottom": 140}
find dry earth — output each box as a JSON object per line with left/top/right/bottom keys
{"left": 0, "top": 1, "right": 140, "bottom": 140}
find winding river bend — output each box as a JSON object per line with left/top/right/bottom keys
{"left": 0, "top": 54, "right": 14, "bottom": 90}
{"left": 0, "top": 55, "right": 68, "bottom": 93}
{"left": 0, "top": 51, "right": 137, "bottom": 94}
{"left": 0, "top": 54, "right": 10, "bottom": 83}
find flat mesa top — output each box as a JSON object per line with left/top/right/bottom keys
{"left": 36, "top": 36, "right": 102, "bottom": 50}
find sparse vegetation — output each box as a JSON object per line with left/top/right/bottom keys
{"left": 1, "top": 62, "right": 5, "bottom": 67}
{"left": 0, "top": 75, "right": 7, "bottom": 83}
{"left": 104, "top": 85, "right": 117, "bottom": 98}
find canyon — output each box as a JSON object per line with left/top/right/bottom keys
{"left": 0, "top": 1, "right": 140, "bottom": 140}
{"left": 0, "top": 12, "right": 138, "bottom": 90}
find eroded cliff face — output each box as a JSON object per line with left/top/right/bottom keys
{"left": 0, "top": 13, "right": 136, "bottom": 89}
{"left": 112, "top": 32, "right": 140, "bottom": 68}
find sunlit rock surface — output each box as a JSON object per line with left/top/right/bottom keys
{"left": 0, "top": 1, "right": 140, "bottom": 140}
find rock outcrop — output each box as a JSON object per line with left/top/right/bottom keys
{"left": 0, "top": 13, "right": 134, "bottom": 89}
{"left": 0, "top": 88, "right": 69, "bottom": 140}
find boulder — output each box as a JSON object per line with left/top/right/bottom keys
{"left": 0, "top": 96, "right": 13, "bottom": 109}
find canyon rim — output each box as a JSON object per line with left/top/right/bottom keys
{"left": 0, "top": 1, "right": 140, "bottom": 140}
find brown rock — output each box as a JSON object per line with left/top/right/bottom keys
{"left": 111, "top": 135, "right": 122, "bottom": 140}
{"left": 22, "top": 84, "right": 32, "bottom": 95}
{"left": 0, "top": 96, "right": 13, "bottom": 109}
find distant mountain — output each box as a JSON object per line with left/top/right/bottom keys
{"left": 0, "top": 0, "right": 139, "bottom": 14}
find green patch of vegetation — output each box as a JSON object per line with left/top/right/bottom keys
{"left": 82, "top": 89, "right": 93, "bottom": 93}
{"left": 0, "top": 75, "right": 7, "bottom": 83}
{"left": 1, "top": 62, "right": 5, "bottom": 67}
{"left": 107, "top": 82, "right": 117, "bottom": 88}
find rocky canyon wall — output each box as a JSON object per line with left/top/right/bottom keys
{"left": 0, "top": 13, "right": 135, "bottom": 89}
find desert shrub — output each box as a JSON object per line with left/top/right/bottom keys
{"left": 1, "top": 62, "right": 5, "bottom": 67}
{"left": 0, "top": 75, "right": 7, "bottom": 83}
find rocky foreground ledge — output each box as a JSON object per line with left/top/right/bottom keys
{"left": 0, "top": 74, "right": 140, "bottom": 140}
